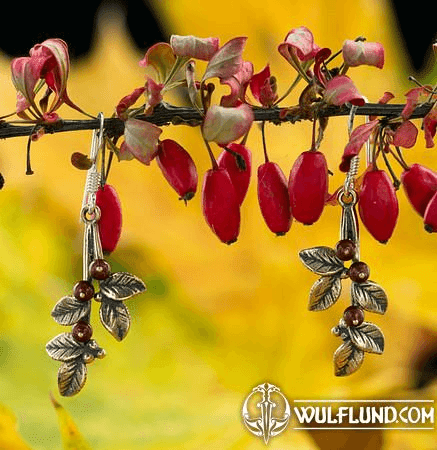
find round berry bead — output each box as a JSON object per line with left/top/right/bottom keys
{"left": 335, "top": 239, "right": 356, "bottom": 261}
{"left": 72, "top": 322, "right": 93, "bottom": 342}
{"left": 90, "top": 259, "right": 111, "bottom": 280}
{"left": 73, "top": 280, "right": 95, "bottom": 301}
{"left": 343, "top": 306, "right": 364, "bottom": 327}
{"left": 348, "top": 261, "right": 370, "bottom": 283}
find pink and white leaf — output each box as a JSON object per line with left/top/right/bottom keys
{"left": 424, "top": 108, "right": 437, "bottom": 148}
{"left": 342, "top": 40, "right": 384, "bottom": 69}
{"left": 123, "top": 118, "right": 162, "bottom": 165}
{"left": 202, "top": 37, "right": 247, "bottom": 82}
{"left": 116, "top": 87, "right": 146, "bottom": 120}
{"left": 278, "top": 26, "right": 320, "bottom": 62}
{"left": 220, "top": 60, "right": 253, "bottom": 107}
{"left": 202, "top": 104, "right": 254, "bottom": 145}
{"left": 145, "top": 77, "right": 164, "bottom": 114}
{"left": 170, "top": 35, "right": 219, "bottom": 61}
{"left": 138, "top": 42, "right": 176, "bottom": 84}
{"left": 392, "top": 120, "right": 418, "bottom": 148}
{"left": 324, "top": 75, "right": 365, "bottom": 107}
{"left": 402, "top": 86, "right": 431, "bottom": 120}
{"left": 340, "top": 119, "right": 379, "bottom": 172}
{"left": 249, "top": 64, "right": 277, "bottom": 107}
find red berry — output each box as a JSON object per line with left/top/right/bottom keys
{"left": 202, "top": 168, "right": 240, "bottom": 244}
{"left": 335, "top": 239, "right": 356, "bottom": 261}
{"left": 358, "top": 170, "right": 398, "bottom": 243}
{"left": 95, "top": 184, "right": 122, "bottom": 254}
{"left": 72, "top": 322, "right": 93, "bottom": 342}
{"left": 401, "top": 163, "right": 437, "bottom": 217}
{"left": 424, "top": 190, "right": 437, "bottom": 232}
{"left": 217, "top": 143, "right": 251, "bottom": 205}
{"left": 343, "top": 306, "right": 364, "bottom": 327}
{"left": 90, "top": 259, "right": 111, "bottom": 280}
{"left": 73, "top": 280, "right": 94, "bottom": 301}
{"left": 156, "top": 139, "right": 198, "bottom": 202}
{"left": 288, "top": 150, "right": 328, "bottom": 225}
{"left": 348, "top": 261, "right": 370, "bottom": 283}
{"left": 257, "top": 162, "right": 292, "bottom": 235}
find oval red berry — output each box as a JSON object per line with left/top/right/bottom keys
{"left": 217, "top": 143, "right": 251, "bottom": 205}
{"left": 358, "top": 170, "right": 399, "bottom": 243}
{"left": 95, "top": 184, "right": 122, "bottom": 254}
{"left": 401, "top": 163, "right": 437, "bottom": 217}
{"left": 258, "top": 162, "right": 292, "bottom": 235}
{"left": 202, "top": 168, "right": 240, "bottom": 244}
{"left": 288, "top": 151, "right": 328, "bottom": 225}
{"left": 156, "top": 139, "right": 198, "bottom": 202}
{"left": 424, "top": 190, "right": 437, "bottom": 232}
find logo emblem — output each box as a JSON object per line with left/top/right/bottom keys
{"left": 242, "top": 382, "right": 290, "bottom": 444}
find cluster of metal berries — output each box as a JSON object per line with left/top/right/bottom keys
{"left": 155, "top": 138, "right": 331, "bottom": 244}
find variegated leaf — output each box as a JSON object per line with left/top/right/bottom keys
{"left": 51, "top": 296, "right": 91, "bottom": 326}
{"left": 57, "top": 358, "right": 87, "bottom": 397}
{"left": 334, "top": 341, "right": 365, "bottom": 376}
{"left": 308, "top": 275, "right": 342, "bottom": 311}
{"left": 347, "top": 321, "right": 385, "bottom": 354}
{"left": 299, "top": 246, "right": 345, "bottom": 276}
{"left": 46, "top": 333, "right": 85, "bottom": 362}
{"left": 99, "top": 272, "right": 146, "bottom": 301}
{"left": 99, "top": 299, "right": 131, "bottom": 341}
{"left": 351, "top": 280, "right": 388, "bottom": 314}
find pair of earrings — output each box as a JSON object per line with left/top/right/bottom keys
{"left": 299, "top": 109, "right": 388, "bottom": 376}
{"left": 46, "top": 114, "right": 146, "bottom": 396}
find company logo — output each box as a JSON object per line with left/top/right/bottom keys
{"left": 242, "top": 383, "right": 435, "bottom": 444}
{"left": 241, "top": 383, "right": 290, "bottom": 444}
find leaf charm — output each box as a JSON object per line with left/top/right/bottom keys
{"left": 299, "top": 246, "right": 345, "bottom": 276}
{"left": 46, "top": 333, "right": 86, "bottom": 362}
{"left": 58, "top": 359, "right": 87, "bottom": 397}
{"left": 348, "top": 321, "right": 385, "bottom": 354}
{"left": 51, "top": 296, "right": 91, "bottom": 325}
{"left": 308, "top": 275, "right": 342, "bottom": 311}
{"left": 351, "top": 280, "right": 388, "bottom": 314}
{"left": 99, "top": 272, "right": 146, "bottom": 301}
{"left": 99, "top": 299, "right": 131, "bottom": 341}
{"left": 333, "top": 340, "right": 365, "bottom": 376}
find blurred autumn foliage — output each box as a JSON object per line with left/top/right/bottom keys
{"left": 0, "top": 0, "right": 437, "bottom": 449}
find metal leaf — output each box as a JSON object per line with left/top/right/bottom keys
{"left": 57, "top": 358, "right": 87, "bottom": 397}
{"left": 99, "top": 272, "right": 146, "bottom": 301}
{"left": 351, "top": 280, "right": 388, "bottom": 314}
{"left": 299, "top": 246, "right": 345, "bottom": 276}
{"left": 51, "top": 296, "right": 91, "bottom": 326}
{"left": 99, "top": 299, "right": 131, "bottom": 341}
{"left": 347, "top": 321, "right": 385, "bottom": 354}
{"left": 308, "top": 275, "right": 342, "bottom": 311}
{"left": 334, "top": 341, "right": 365, "bottom": 376}
{"left": 46, "top": 333, "right": 85, "bottom": 362}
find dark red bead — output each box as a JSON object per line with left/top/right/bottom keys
{"left": 335, "top": 239, "right": 356, "bottom": 261}
{"left": 73, "top": 280, "right": 95, "bottom": 301}
{"left": 343, "top": 306, "right": 364, "bottom": 327}
{"left": 90, "top": 259, "right": 111, "bottom": 280}
{"left": 72, "top": 322, "right": 93, "bottom": 342}
{"left": 348, "top": 261, "right": 370, "bottom": 283}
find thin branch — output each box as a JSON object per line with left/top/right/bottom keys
{"left": 0, "top": 101, "right": 433, "bottom": 140}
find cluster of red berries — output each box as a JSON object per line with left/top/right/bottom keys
{"left": 155, "top": 139, "right": 331, "bottom": 243}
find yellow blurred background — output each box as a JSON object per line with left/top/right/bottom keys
{"left": 0, "top": 0, "right": 436, "bottom": 448}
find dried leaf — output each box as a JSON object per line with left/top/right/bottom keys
{"left": 348, "top": 321, "right": 385, "bottom": 354}
{"left": 334, "top": 341, "right": 365, "bottom": 376}
{"left": 299, "top": 246, "right": 344, "bottom": 276}
{"left": 46, "top": 333, "right": 85, "bottom": 362}
{"left": 351, "top": 280, "right": 388, "bottom": 314}
{"left": 99, "top": 272, "right": 146, "bottom": 301}
{"left": 51, "top": 296, "right": 91, "bottom": 326}
{"left": 308, "top": 275, "right": 342, "bottom": 311}
{"left": 57, "top": 359, "right": 88, "bottom": 397}
{"left": 99, "top": 300, "right": 131, "bottom": 341}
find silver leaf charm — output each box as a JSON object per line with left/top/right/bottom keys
{"left": 46, "top": 333, "right": 85, "bottom": 362}
{"left": 99, "top": 299, "right": 131, "bottom": 341}
{"left": 333, "top": 340, "right": 365, "bottom": 376}
{"left": 51, "top": 296, "right": 91, "bottom": 326}
{"left": 347, "top": 321, "right": 385, "bottom": 354}
{"left": 99, "top": 272, "right": 146, "bottom": 301}
{"left": 57, "top": 358, "right": 87, "bottom": 397}
{"left": 308, "top": 276, "right": 342, "bottom": 311}
{"left": 299, "top": 246, "right": 345, "bottom": 276}
{"left": 351, "top": 280, "right": 388, "bottom": 314}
